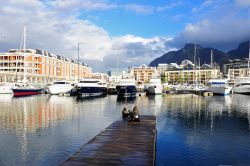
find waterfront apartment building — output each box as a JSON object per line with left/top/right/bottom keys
{"left": 92, "top": 72, "right": 109, "bottom": 83}
{"left": 159, "top": 60, "right": 220, "bottom": 84}
{"left": 128, "top": 64, "right": 157, "bottom": 84}
{"left": 0, "top": 49, "right": 92, "bottom": 84}
{"left": 224, "top": 59, "right": 250, "bottom": 79}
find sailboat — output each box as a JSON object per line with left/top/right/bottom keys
{"left": 233, "top": 41, "right": 250, "bottom": 94}
{"left": 192, "top": 44, "right": 207, "bottom": 91}
{"left": 207, "top": 49, "right": 232, "bottom": 95}
{"left": 12, "top": 26, "right": 43, "bottom": 97}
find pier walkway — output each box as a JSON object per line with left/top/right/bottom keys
{"left": 61, "top": 116, "right": 156, "bottom": 166}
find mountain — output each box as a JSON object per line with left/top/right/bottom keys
{"left": 149, "top": 43, "right": 229, "bottom": 68}
{"left": 227, "top": 41, "right": 250, "bottom": 59}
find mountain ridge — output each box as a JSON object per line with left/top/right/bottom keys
{"left": 149, "top": 41, "right": 250, "bottom": 68}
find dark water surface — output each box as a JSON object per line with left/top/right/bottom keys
{"left": 0, "top": 94, "right": 249, "bottom": 166}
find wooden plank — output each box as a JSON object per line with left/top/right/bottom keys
{"left": 61, "top": 116, "right": 156, "bottom": 166}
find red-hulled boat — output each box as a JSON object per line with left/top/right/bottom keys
{"left": 12, "top": 88, "right": 43, "bottom": 97}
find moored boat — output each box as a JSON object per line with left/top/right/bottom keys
{"left": 48, "top": 81, "right": 75, "bottom": 95}
{"left": 77, "top": 79, "right": 107, "bottom": 98}
{"left": 116, "top": 75, "right": 137, "bottom": 98}
{"left": 233, "top": 77, "right": 250, "bottom": 94}
{"left": 12, "top": 87, "right": 43, "bottom": 97}
{"left": 207, "top": 79, "right": 232, "bottom": 95}
{"left": 0, "top": 83, "right": 16, "bottom": 94}
{"left": 146, "top": 78, "right": 162, "bottom": 95}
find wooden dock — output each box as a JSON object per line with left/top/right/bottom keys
{"left": 61, "top": 116, "right": 156, "bottom": 166}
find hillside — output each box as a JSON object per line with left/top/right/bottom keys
{"left": 149, "top": 41, "right": 250, "bottom": 67}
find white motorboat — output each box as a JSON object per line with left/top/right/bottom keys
{"left": 48, "top": 81, "right": 75, "bottom": 95}
{"left": 233, "top": 42, "right": 250, "bottom": 94}
{"left": 146, "top": 78, "right": 163, "bottom": 94}
{"left": 233, "top": 77, "right": 250, "bottom": 94}
{"left": 207, "top": 79, "right": 232, "bottom": 95}
{"left": 0, "top": 83, "right": 16, "bottom": 94}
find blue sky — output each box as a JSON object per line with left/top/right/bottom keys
{"left": 79, "top": 0, "right": 192, "bottom": 37}
{"left": 0, "top": 0, "right": 250, "bottom": 72}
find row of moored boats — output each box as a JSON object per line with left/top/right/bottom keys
{"left": 1, "top": 76, "right": 250, "bottom": 97}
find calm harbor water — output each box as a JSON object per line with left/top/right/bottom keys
{"left": 0, "top": 94, "right": 249, "bottom": 166}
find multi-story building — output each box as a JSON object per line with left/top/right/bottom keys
{"left": 159, "top": 60, "right": 220, "bottom": 84}
{"left": 0, "top": 49, "right": 92, "bottom": 84}
{"left": 224, "top": 59, "right": 250, "bottom": 79}
{"left": 92, "top": 72, "right": 109, "bottom": 83}
{"left": 128, "top": 64, "right": 157, "bottom": 84}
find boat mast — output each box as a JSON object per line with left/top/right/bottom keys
{"left": 78, "top": 42, "right": 80, "bottom": 82}
{"left": 23, "top": 25, "right": 27, "bottom": 82}
{"left": 248, "top": 41, "right": 250, "bottom": 76}
{"left": 193, "top": 44, "right": 197, "bottom": 84}
{"left": 210, "top": 49, "right": 213, "bottom": 69}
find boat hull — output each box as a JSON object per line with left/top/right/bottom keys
{"left": 233, "top": 85, "right": 250, "bottom": 94}
{"left": 0, "top": 84, "right": 15, "bottom": 94}
{"left": 116, "top": 85, "right": 137, "bottom": 98}
{"left": 208, "top": 86, "right": 232, "bottom": 95}
{"left": 77, "top": 87, "right": 107, "bottom": 98}
{"left": 48, "top": 86, "right": 74, "bottom": 95}
{"left": 0, "top": 88, "right": 12, "bottom": 94}
{"left": 147, "top": 86, "right": 162, "bottom": 95}
{"left": 12, "top": 88, "right": 43, "bottom": 97}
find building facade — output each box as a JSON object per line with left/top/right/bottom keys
{"left": 159, "top": 60, "right": 220, "bottom": 84}
{"left": 224, "top": 59, "right": 250, "bottom": 79}
{"left": 92, "top": 72, "right": 109, "bottom": 83}
{"left": 0, "top": 49, "right": 92, "bottom": 84}
{"left": 128, "top": 64, "right": 157, "bottom": 84}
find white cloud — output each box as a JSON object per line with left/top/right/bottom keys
{"left": 123, "top": 4, "right": 154, "bottom": 15}
{"left": 235, "top": 0, "right": 250, "bottom": 7}
{"left": 171, "top": 1, "right": 250, "bottom": 50}
{"left": 0, "top": 0, "right": 173, "bottom": 72}
{"left": 50, "top": 0, "right": 117, "bottom": 12}
{"left": 156, "top": 1, "right": 183, "bottom": 12}
{"left": 172, "top": 16, "right": 250, "bottom": 50}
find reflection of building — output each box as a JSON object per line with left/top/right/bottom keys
{"left": 158, "top": 60, "right": 220, "bottom": 84}
{"left": 0, "top": 96, "right": 78, "bottom": 133}
{"left": 0, "top": 49, "right": 92, "bottom": 83}
{"left": 129, "top": 64, "right": 157, "bottom": 84}
{"left": 224, "top": 59, "right": 250, "bottom": 79}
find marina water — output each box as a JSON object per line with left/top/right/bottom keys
{"left": 0, "top": 94, "right": 249, "bottom": 166}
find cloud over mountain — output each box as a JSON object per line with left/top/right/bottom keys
{"left": 0, "top": 0, "right": 250, "bottom": 72}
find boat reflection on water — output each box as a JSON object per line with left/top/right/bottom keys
{"left": 116, "top": 96, "right": 136, "bottom": 103}
{"left": 145, "top": 95, "right": 163, "bottom": 115}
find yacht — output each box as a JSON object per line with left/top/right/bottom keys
{"left": 48, "top": 81, "right": 75, "bottom": 95}
{"left": 116, "top": 75, "right": 137, "bottom": 98}
{"left": 107, "top": 83, "right": 118, "bottom": 94}
{"left": 0, "top": 83, "right": 16, "bottom": 94}
{"left": 207, "top": 79, "right": 232, "bottom": 95}
{"left": 77, "top": 79, "right": 107, "bottom": 98}
{"left": 233, "top": 77, "right": 250, "bottom": 94}
{"left": 12, "top": 26, "right": 43, "bottom": 97}
{"left": 232, "top": 42, "right": 250, "bottom": 94}
{"left": 12, "top": 81, "right": 43, "bottom": 97}
{"left": 146, "top": 78, "right": 163, "bottom": 95}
